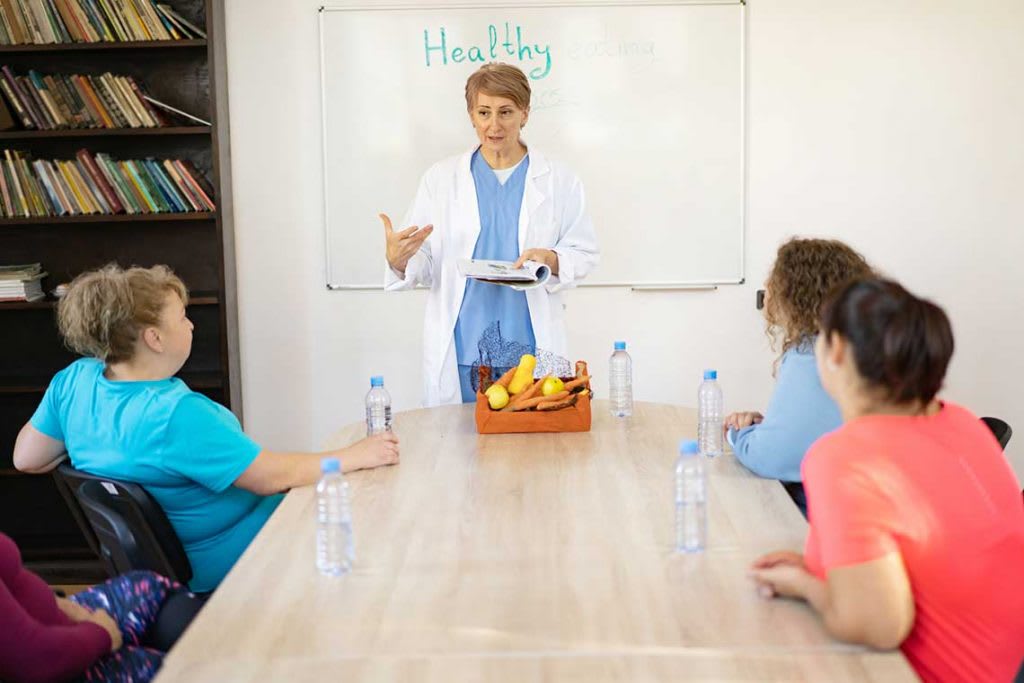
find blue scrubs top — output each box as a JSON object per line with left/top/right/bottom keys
{"left": 454, "top": 149, "right": 535, "bottom": 401}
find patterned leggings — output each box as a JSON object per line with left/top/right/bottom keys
{"left": 69, "top": 570, "right": 185, "bottom": 683}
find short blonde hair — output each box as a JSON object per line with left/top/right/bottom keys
{"left": 57, "top": 264, "right": 188, "bottom": 363}
{"left": 464, "top": 63, "right": 531, "bottom": 111}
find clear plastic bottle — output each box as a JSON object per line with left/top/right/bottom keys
{"left": 675, "top": 439, "right": 707, "bottom": 553}
{"left": 609, "top": 341, "right": 633, "bottom": 417}
{"left": 365, "top": 375, "right": 392, "bottom": 436}
{"left": 315, "top": 458, "right": 354, "bottom": 576}
{"left": 697, "top": 369, "right": 723, "bottom": 457}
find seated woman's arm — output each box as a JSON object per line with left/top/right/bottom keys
{"left": 12, "top": 424, "right": 66, "bottom": 474}
{"left": 0, "top": 579, "right": 113, "bottom": 683}
{"left": 163, "top": 394, "right": 402, "bottom": 497}
{"left": 750, "top": 551, "right": 915, "bottom": 649}
{"left": 751, "top": 437, "right": 915, "bottom": 649}
{"left": 731, "top": 349, "right": 839, "bottom": 482}
{"left": 233, "top": 433, "right": 400, "bottom": 496}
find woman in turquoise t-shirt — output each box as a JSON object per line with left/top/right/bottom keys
{"left": 13, "top": 264, "right": 400, "bottom": 592}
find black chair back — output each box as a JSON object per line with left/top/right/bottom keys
{"left": 981, "top": 417, "right": 1013, "bottom": 451}
{"left": 53, "top": 462, "right": 192, "bottom": 584}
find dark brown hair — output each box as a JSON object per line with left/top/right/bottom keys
{"left": 820, "top": 278, "right": 954, "bottom": 405}
{"left": 765, "top": 238, "right": 873, "bottom": 356}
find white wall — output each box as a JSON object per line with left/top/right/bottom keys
{"left": 224, "top": 0, "right": 1024, "bottom": 481}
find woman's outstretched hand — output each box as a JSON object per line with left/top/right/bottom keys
{"left": 381, "top": 213, "right": 433, "bottom": 275}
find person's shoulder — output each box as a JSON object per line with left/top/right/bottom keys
{"left": 528, "top": 149, "right": 580, "bottom": 183}
{"left": 64, "top": 356, "right": 103, "bottom": 377}
{"left": 803, "top": 424, "right": 868, "bottom": 475}
{"left": 779, "top": 343, "right": 817, "bottom": 369}
{"left": 166, "top": 389, "right": 223, "bottom": 422}
{"left": 50, "top": 356, "right": 103, "bottom": 389}
{"left": 424, "top": 151, "right": 473, "bottom": 179}
{"left": 939, "top": 401, "right": 980, "bottom": 424}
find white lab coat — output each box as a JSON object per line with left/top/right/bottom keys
{"left": 385, "top": 146, "right": 600, "bottom": 406}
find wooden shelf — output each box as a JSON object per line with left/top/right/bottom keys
{"left": 0, "top": 40, "right": 207, "bottom": 54}
{"left": 0, "top": 211, "right": 216, "bottom": 226}
{"left": 0, "top": 292, "right": 218, "bottom": 310}
{"left": 0, "top": 127, "right": 211, "bottom": 140}
{"left": 0, "top": 371, "right": 223, "bottom": 394}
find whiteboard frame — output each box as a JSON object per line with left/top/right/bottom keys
{"left": 319, "top": 0, "right": 747, "bottom": 290}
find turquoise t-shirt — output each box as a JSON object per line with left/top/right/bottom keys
{"left": 30, "top": 358, "right": 280, "bottom": 592}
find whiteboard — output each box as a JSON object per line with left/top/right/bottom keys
{"left": 320, "top": 1, "right": 745, "bottom": 288}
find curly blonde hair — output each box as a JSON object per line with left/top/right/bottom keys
{"left": 765, "top": 238, "right": 872, "bottom": 357}
{"left": 57, "top": 264, "right": 188, "bottom": 363}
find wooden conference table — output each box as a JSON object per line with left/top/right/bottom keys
{"left": 155, "top": 401, "right": 915, "bottom": 682}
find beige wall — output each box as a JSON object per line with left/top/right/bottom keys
{"left": 224, "top": 0, "right": 1024, "bottom": 480}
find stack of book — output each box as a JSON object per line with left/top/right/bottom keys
{"left": 0, "top": 148, "right": 216, "bottom": 217}
{"left": 0, "top": 0, "right": 205, "bottom": 45}
{"left": 0, "top": 67, "right": 187, "bottom": 130}
{"left": 0, "top": 262, "right": 46, "bottom": 302}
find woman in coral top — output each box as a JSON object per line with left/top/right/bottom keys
{"left": 749, "top": 278, "right": 1024, "bottom": 683}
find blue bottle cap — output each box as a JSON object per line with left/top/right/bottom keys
{"left": 679, "top": 439, "right": 699, "bottom": 455}
{"left": 370, "top": 376, "right": 384, "bottom": 387}
{"left": 321, "top": 457, "right": 340, "bottom": 473}
{"left": 614, "top": 341, "right": 626, "bottom": 350}
{"left": 703, "top": 369, "right": 717, "bottom": 380}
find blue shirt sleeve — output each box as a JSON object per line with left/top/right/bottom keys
{"left": 161, "top": 394, "right": 262, "bottom": 493}
{"left": 731, "top": 347, "right": 843, "bottom": 482}
{"left": 28, "top": 364, "right": 78, "bottom": 442}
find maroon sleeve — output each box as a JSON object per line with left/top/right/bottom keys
{"left": 0, "top": 578, "right": 111, "bottom": 683}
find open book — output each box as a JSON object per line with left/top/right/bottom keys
{"left": 458, "top": 259, "right": 551, "bottom": 290}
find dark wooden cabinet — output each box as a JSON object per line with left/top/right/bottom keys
{"left": 0, "top": 0, "right": 238, "bottom": 583}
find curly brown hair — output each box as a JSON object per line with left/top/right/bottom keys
{"left": 57, "top": 263, "right": 188, "bottom": 363}
{"left": 764, "top": 238, "right": 872, "bottom": 357}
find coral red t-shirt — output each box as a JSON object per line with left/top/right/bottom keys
{"left": 803, "top": 402, "right": 1024, "bottom": 683}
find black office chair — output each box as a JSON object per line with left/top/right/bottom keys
{"left": 53, "top": 462, "right": 192, "bottom": 585}
{"left": 981, "top": 416, "right": 1013, "bottom": 451}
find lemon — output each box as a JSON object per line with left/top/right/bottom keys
{"left": 541, "top": 376, "right": 565, "bottom": 397}
{"left": 485, "top": 383, "right": 510, "bottom": 410}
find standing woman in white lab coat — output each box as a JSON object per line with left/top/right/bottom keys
{"left": 381, "top": 63, "right": 600, "bottom": 407}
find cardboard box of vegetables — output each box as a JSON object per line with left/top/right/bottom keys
{"left": 474, "top": 355, "right": 592, "bottom": 434}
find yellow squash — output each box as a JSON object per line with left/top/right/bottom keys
{"left": 507, "top": 354, "right": 537, "bottom": 395}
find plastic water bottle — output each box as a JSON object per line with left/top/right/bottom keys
{"left": 315, "top": 458, "right": 354, "bottom": 576}
{"left": 609, "top": 341, "right": 633, "bottom": 417}
{"left": 675, "top": 439, "right": 707, "bottom": 553}
{"left": 365, "top": 376, "right": 392, "bottom": 436}
{"left": 697, "top": 369, "right": 723, "bottom": 457}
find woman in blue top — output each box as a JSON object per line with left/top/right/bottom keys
{"left": 13, "top": 264, "right": 400, "bottom": 593}
{"left": 724, "top": 239, "right": 873, "bottom": 504}
{"left": 381, "top": 63, "right": 600, "bottom": 405}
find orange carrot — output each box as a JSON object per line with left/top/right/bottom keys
{"left": 509, "top": 390, "right": 570, "bottom": 411}
{"left": 503, "top": 375, "right": 548, "bottom": 411}
{"left": 563, "top": 375, "right": 591, "bottom": 392}
{"left": 495, "top": 367, "right": 517, "bottom": 388}
{"left": 537, "top": 393, "right": 579, "bottom": 411}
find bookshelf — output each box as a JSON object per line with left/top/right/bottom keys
{"left": 0, "top": 0, "right": 239, "bottom": 583}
